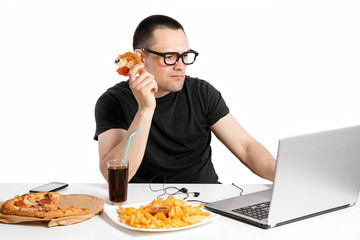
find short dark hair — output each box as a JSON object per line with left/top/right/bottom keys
{"left": 133, "top": 15, "right": 185, "bottom": 50}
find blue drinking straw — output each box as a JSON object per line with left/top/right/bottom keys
{"left": 123, "top": 127, "right": 141, "bottom": 165}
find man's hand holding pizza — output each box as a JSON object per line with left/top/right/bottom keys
{"left": 128, "top": 63, "right": 158, "bottom": 113}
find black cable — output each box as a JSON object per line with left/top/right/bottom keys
{"left": 232, "top": 183, "right": 244, "bottom": 195}
{"left": 148, "top": 173, "right": 200, "bottom": 200}
{"left": 148, "top": 173, "right": 168, "bottom": 198}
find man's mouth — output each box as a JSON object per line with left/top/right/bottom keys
{"left": 170, "top": 73, "right": 185, "bottom": 79}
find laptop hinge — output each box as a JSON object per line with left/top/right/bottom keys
{"left": 273, "top": 204, "right": 350, "bottom": 227}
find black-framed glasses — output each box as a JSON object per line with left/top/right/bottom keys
{"left": 140, "top": 48, "right": 199, "bottom": 66}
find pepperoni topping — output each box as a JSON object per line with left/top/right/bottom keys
{"left": 40, "top": 198, "right": 52, "bottom": 205}
{"left": 116, "top": 66, "right": 130, "bottom": 76}
{"left": 14, "top": 201, "right": 26, "bottom": 207}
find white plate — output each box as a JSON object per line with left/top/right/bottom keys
{"left": 104, "top": 202, "right": 218, "bottom": 232}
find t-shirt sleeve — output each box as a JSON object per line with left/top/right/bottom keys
{"left": 199, "top": 80, "right": 230, "bottom": 126}
{"left": 93, "top": 92, "right": 128, "bottom": 140}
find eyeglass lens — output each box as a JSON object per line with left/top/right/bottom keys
{"left": 165, "top": 52, "right": 196, "bottom": 65}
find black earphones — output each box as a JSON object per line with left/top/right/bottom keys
{"left": 179, "top": 188, "right": 200, "bottom": 197}
{"left": 149, "top": 173, "right": 201, "bottom": 200}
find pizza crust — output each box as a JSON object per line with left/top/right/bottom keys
{"left": 42, "top": 206, "right": 90, "bottom": 219}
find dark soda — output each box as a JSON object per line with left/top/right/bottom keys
{"left": 108, "top": 165, "right": 128, "bottom": 203}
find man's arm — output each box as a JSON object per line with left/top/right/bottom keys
{"left": 210, "top": 113, "right": 275, "bottom": 181}
{"left": 98, "top": 63, "right": 158, "bottom": 181}
{"left": 98, "top": 110, "right": 154, "bottom": 181}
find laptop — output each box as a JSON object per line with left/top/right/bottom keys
{"left": 205, "top": 125, "right": 360, "bottom": 229}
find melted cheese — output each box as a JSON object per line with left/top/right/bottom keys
{"left": 117, "top": 58, "right": 134, "bottom": 69}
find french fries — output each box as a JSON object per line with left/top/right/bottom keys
{"left": 117, "top": 196, "right": 211, "bottom": 229}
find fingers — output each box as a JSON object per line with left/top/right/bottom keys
{"left": 128, "top": 64, "right": 144, "bottom": 81}
{"left": 129, "top": 68, "right": 152, "bottom": 88}
{"left": 135, "top": 77, "right": 156, "bottom": 91}
{"left": 132, "top": 75, "right": 157, "bottom": 95}
{"left": 127, "top": 64, "right": 158, "bottom": 110}
{"left": 128, "top": 64, "right": 156, "bottom": 90}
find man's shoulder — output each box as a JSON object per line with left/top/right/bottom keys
{"left": 184, "top": 75, "right": 212, "bottom": 89}
{"left": 184, "top": 75, "right": 218, "bottom": 94}
{"left": 100, "top": 80, "right": 131, "bottom": 97}
{"left": 106, "top": 80, "right": 130, "bottom": 94}
{"left": 96, "top": 80, "right": 133, "bottom": 105}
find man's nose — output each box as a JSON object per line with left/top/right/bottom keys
{"left": 173, "top": 59, "right": 186, "bottom": 71}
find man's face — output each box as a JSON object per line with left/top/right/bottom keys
{"left": 142, "top": 28, "right": 189, "bottom": 98}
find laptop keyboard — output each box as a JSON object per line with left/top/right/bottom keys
{"left": 232, "top": 201, "right": 270, "bottom": 220}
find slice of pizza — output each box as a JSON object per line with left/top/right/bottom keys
{"left": 1, "top": 192, "right": 90, "bottom": 218}
{"left": 115, "top": 52, "right": 144, "bottom": 76}
{"left": 2, "top": 192, "right": 60, "bottom": 214}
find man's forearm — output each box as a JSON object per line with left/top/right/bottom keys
{"left": 245, "top": 139, "right": 276, "bottom": 181}
{"left": 99, "top": 109, "right": 154, "bottom": 181}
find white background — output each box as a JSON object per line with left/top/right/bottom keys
{"left": 1, "top": 0, "right": 359, "bottom": 184}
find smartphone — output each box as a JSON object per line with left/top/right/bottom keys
{"left": 29, "top": 182, "right": 69, "bottom": 193}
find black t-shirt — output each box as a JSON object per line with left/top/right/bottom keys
{"left": 94, "top": 76, "right": 229, "bottom": 183}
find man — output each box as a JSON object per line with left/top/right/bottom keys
{"left": 94, "top": 15, "right": 275, "bottom": 183}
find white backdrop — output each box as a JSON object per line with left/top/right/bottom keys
{"left": 1, "top": 0, "right": 359, "bottom": 184}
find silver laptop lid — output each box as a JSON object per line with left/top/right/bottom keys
{"left": 268, "top": 125, "right": 360, "bottom": 226}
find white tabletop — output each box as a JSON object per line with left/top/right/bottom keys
{"left": 0, "top": 183, "right": 358, "bottom": 240}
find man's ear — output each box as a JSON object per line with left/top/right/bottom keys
{"left": 134, "top": 49, "right": 145, "bottom": 64}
